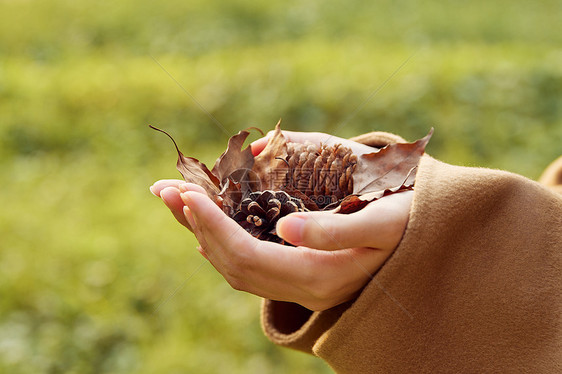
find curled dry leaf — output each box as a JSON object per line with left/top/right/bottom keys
{"left": 252, "top": 120, "right": 289, "bottom": 191}
{"left": 211, "top": 129, "right": 255, "bottom": 184}
{"left": 352, "top": 128, "right": 433, "bottom": 194}
{"left": 151, "top": 123, "right": 433, "bottom": 243}
{"left": 336, "top": 174, "right": 416, "bottom": 215}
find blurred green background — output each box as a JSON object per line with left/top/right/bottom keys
{"left": 0, "top": 0, "right": 560, "bottom": 372}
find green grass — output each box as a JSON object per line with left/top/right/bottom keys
{"left": 1, "top": 0, "right": 561, "bottom": 372}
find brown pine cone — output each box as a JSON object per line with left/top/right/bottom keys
{"left": 285, "top": 142, "right": 357, "bottom": 208}
{"left": 231, "top": 190, "right": 308, "bottom": 243}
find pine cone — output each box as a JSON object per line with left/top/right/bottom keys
{"left": 285, "top": 142, "right": 357, "bottom": 208}
{"left": 231, "top": 190, "right": 307, "bottom": 243}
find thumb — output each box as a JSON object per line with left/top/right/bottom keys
{"left": 276, "top": 191, "right": 413, "bottom": 251}
{"left": 276, "top": 210, "right": 378, "bottom": 250}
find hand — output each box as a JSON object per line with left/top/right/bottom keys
{"left": 179, "top": 188, "right": 412, "bottom": 311}
{"left": 150, "top": 130, "right": 413, "bottom": 311}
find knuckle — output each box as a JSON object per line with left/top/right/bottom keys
{"left": 312, "top": 223, "right": 342, "bottom": 249}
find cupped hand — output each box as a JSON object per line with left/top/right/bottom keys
{"left": 150, "top": 129, "right": 413, "bottom": 310}
{"left": 178, "top": 189, "right": 412, "bottom": 311}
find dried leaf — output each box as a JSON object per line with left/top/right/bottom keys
{"left": 252, "top": 120, "right": 289, "bottom": 190}
{"left": 336, "top": 184, "right": 414, "bottom": 214}
{"left": 212, "top": 130, "right": 255, "bottom": 183}
{"left": 150, "top": 125, "right": 220, "bottom": 196}
{"left": 218, "top": 168, "right": 262, "bottom": 211}
{"left": 353, "top": 128, "right": 433, "bottom": 194}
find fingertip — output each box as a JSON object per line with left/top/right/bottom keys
{"left": 250, "top": 137, "right": 269, "bottom": 156}
{"left": 149, "top": 185, "right": 159, "bottom": 197}
{"left": 160, "top": 186, "right": 179, "bottom": 203}
{"left": 150, "top": 179, "right": 187, "bottom": 197}
{"left": 179, "top": 190, "right": 194, "bottom": 207}
{"left": 180, "top": 191, "right": 215, "bottom": 218}
{"left": 183, "top": 205, "right": 197, "bottom": 230}
{"left": 276, "top": 215, "right": 306, "bottom": 246}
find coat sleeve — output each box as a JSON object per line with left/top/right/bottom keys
{"left": 261, "top": 134, "right": 562, "bottom": 373}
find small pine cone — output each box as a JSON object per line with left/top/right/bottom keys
{"left": 285, "top": 142, "right": 357, "bottom": 208}
{"left": 231, "top": 190, "right": 307, "bottom": 243}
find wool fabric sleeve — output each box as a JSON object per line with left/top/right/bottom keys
{"left": 261, "top": 132, "right": 562, "bottom": 373}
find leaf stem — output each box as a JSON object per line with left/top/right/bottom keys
{"left": 149, "top": 124, "right": 183, "bottom": 157}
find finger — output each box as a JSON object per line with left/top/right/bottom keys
{"left": 276, "top": 191, "right": 413, "bottom": 250}
{"left": 250, "top": 130, "right": 325, "bottom": 157}
{"left": 182, "top": 205, "right": 196, "bottom": 231}
{"left": 160, "top": 187, "right": 192, "bottom": 230}
{"left": 282, "top": 131, "right": 377, "bottom": 155}
{"left": 279, "top": 130, "right": 331, "bottom": 145}
{"left": 185, "top": 206, "right": 208, "bottom": 250}
{"left": 250, "top": 130, "right": 374, "bottom": 157}
{"left": 150, "top": 179, "right": 186, "bottom": 197}
{"left": 250, "top": 136, "right": 269, "bottom": 156}
{"left": 150, "top": 180, "right": 208, "bottom": 197}
{"left": 278, "top": 130, "right": 363, "bottom": 152}
{"left": 178, "top": 182, "right": 208, "bottom": 195}
{"left": 276, "top": 211, "right": 372, "bottom": 250}
{"left": 180, "top": 191, "right": 256, "bottom": 253}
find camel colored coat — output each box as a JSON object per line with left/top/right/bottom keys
{"left": 261, "top": 132, "right": 562, "bottom": 373}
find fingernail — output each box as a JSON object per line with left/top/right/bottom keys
{"left": 180, "top": 191, "right": 190, "bottom": 206}
{"left": 277, "top": 215, "right": 306, "bottom": 246}
{"left": 181, "top": 192, "right": 200, "bottom": 228}
{"left": 149, "top": 185, "right": 158, "bottom": 197}
{"left": 183, "top": 206, "right": 197, "bottom": 229}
